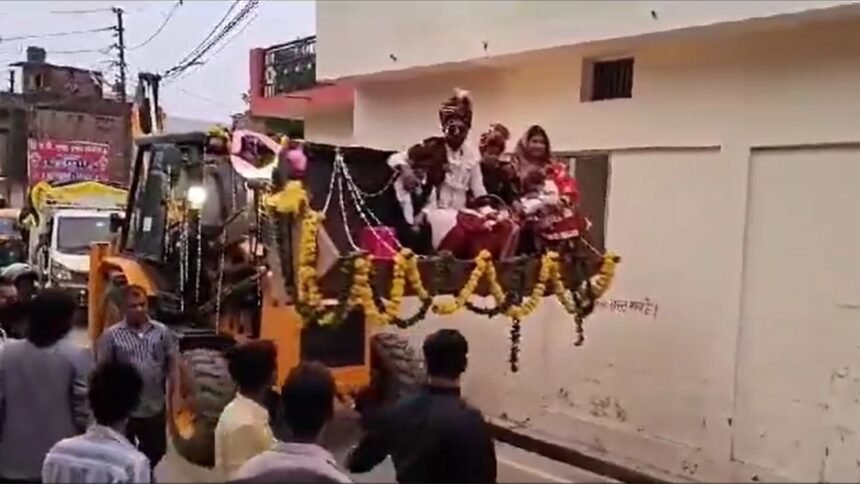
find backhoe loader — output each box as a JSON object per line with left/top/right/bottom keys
{"left": 88, "top": 128, "right": 617, "bottom": 467}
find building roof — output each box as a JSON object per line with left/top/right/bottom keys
{"left": 9, "top": 61, "right": 101, "bottom": 76}
{"left": 30, "top": 96, "right": 128, "bottom": 117}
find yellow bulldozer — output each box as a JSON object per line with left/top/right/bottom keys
{"left": 87, "top": 128, "right": 618, "bottom": 467}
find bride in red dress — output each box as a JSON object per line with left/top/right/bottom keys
{"left": 512, "top": 125, "right": 590, "bottom": 253}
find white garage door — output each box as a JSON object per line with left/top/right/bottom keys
{"left": 734, "top": 147, "right": 860, "bottom": 481}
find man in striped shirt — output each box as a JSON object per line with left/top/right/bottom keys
{"left": 96, "top": 285, "right": 187, "bottom": 469}
{"left": 42, "top": 360, "right": 151, "bottom": 484}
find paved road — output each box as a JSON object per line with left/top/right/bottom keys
{"left": 70, "top": 328, "right": 614, "bottom": 483}
{"left": 156, "top": 437, "right": 617, "bottom": 483}
{"left": 154, "top": 408, "right": 617, "bottom": 483}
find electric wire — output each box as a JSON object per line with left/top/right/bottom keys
{"left": 0, "top": 26, "right": 113, "bottom": 42}
{"left": 168, "top": 0, "right": 239, "bottom": 71}
{"left": 163, "top": 10, "right": 258, "bottom": 85}
{"left": 128, "top": 1, "right": 182, "bottom": 50}
{"left": 163, "top": 0, "right": 257, "bottom": 80}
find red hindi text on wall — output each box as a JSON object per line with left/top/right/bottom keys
{"left": 27, "top": 138, "right": 111, "bottom": 185}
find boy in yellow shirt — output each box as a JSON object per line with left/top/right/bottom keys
{"left": 215, "top": 341, "right": 278, "bottom": 478}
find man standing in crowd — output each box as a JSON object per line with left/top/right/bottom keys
{"left": 347, "top": 329, "right": 497, "bottom": 483}
{"left": 215, "top": 340, "right": 278, "bottom": 478}
{"left": 0, "top": 289, "right": 93, "bottom": 482}
{"left": 2, "top": 263, "right": 39, "bottom": 304}
{"left": 233, "top": 362, "right": 352, "bottom": 483}
{"left": 42, "top": 361, "right": 151, "bottom": 484}
{"left": 0, "top": 277, "right": 20, "bottom": 338}
{"left": 96, "top": 285, "right": 187, "bottom": 470}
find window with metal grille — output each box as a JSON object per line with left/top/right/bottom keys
{"left": 263, "top": 36, "right": 317, "bottom": 97}
{"left": 581, "top": 57, "right": 634, "bottom": 102}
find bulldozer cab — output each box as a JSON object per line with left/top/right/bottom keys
{"left": 94, "top": 131, "right": 261, "bottom": 339}
{"left": 122, "top": 134, "right": 252, "bottom": 261}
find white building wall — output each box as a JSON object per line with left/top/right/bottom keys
{"left": 317, "top": 0, "right": 860, "bottom": 81}
{"left": 345, "top": 17, "right": 860, "bottom": 482}
{"left": 304, "top": 107, "right": 354, "bottom": 146}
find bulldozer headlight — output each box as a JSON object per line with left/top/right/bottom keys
{"left": 51, "top": 262, "right": 73, "bottom": 282}
{"left": 186, "top": 185, "right": 207, "bottom": 211}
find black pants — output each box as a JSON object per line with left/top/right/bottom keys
{"left": 126, "top": 410, "right": 167, "bottom": 468}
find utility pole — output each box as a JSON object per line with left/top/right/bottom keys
{"left": 112, "top": 6, "right": 132, "bottom": 176}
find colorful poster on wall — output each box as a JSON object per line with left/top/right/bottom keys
{"left": 27, "top": 138, "right": 110, "bottom": 185}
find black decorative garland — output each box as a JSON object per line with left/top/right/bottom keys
{"left": 372, "top": 254, "right": 441, "bottom": 329}
{"left": 510, "top": 318, "right": 522, "bottom": 373}
{"left": 373, "top": 293, "right": 433, "bottom": 329}
{"left": 506, "top": 258, "right": 528, "bottom": 373}
{"left": 569, "top": 257, "right": 596, "bottom": 347}
{"left": 462, "top": 255, "right": 508, "bottom": 316}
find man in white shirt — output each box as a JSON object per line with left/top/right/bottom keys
{"left": 388, "top": 89, "right": 487, "bottom": 249}
{"left": 43, "top": 360, "right": 151, "bottom": 484}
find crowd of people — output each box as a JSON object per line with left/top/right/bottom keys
{"left": 386, "top": 88, "right": 590, "bottom": 261}
{"left": 0, "top": 281, "right": 497, "bottom": 483}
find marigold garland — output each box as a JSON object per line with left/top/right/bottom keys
{"left": 432, "top": 250, "right": 496, "bottom": 315}
{"left": 268, "top": 181, "right": 621, "bottom": 336}
{"left": 372, "top": 248, "right": 435, "bottom": 328}
{"left": 346, "top": 254, "right": 388, "bottom": 326}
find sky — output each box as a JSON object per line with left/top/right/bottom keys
{"left": 0, "top": 0, "right": 315, "bottom": 123}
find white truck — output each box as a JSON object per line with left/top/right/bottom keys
{"left": 22, "top": 181, "right": 127, "bottom": 307}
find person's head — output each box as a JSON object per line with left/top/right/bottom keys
{"left": 226, "top": 340, "right": 278, "bottom": 396}
{"left": 13, "top": 273, "right": 36, "bottom": 301}
{"left": 518, "top": 125, "right": 551, "bottom": 163}
{"left": 479, "top": 123, "right": 510, "bottom": 166}
{"left": 27, "top": 288, "right": 76, "bottom": 347}
{"left": 89, "top": 360, "right": 143, "bottom": 428}
{"left": 407, "top": 137, "right": 449, "bottom": 187}
{"left": 280, "top": 361, "right": 336, "bottom": 441}
{"left": 522, "top": 170, "right": 547, "bottom": 194}
{"left": 422, "top": 329, "right": 469, "bottom": 382}
{"left": 0, "top": 278, "right": 17, "bottom": 308}
{"left": 279, "top": 145, "right": 307, "bottom": 180}
{"left": 122, "top": 285, "right": 149, "bottom": 327}
{"left": 438, "top": 89, "right": 473, "bottom": 150}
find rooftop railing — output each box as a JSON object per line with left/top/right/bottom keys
{"left": 263, "top": 36, "right": 316, "bottom": 97}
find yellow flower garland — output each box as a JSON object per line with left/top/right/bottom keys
{"left": 380, "top": 249, "right": 432, "bottom": 321}
{"left": 266, "top": 180, "right": 308, "bottom": 216}
{"left": 297, "top": 211, "right": 324, "bottom": 311}
{"left": 267, "top": 180, "right": 327, "bottom": 316}
{"left": 267, "top": 181, "right": 621, "bottom": 329}
{"left": 504, "top": 251, "right": 556, "bottom": 320}
{"left": 431, "top": 250, "right": 495, "bottom": 315}
{"left": 590, "top": 252, "right": 620, "bottom": 298}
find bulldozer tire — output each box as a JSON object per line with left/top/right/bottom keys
{"left": 370, "top": 332, "right": 425, "bottom": 404}
{"left": 168, "top": 348, "right": 235, "bottom": 468}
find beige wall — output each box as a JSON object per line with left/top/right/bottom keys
{"left": 304, "top": 107, "right": 354, "bottom": 146}
{"left": 317, "top": 0, "right": 860, "bottom": 81}
{"left": 736, "top": 147, "right": 860, "bottom": 481}
{"left": 347, "top": 17, "right": 860, "bottom": 482}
